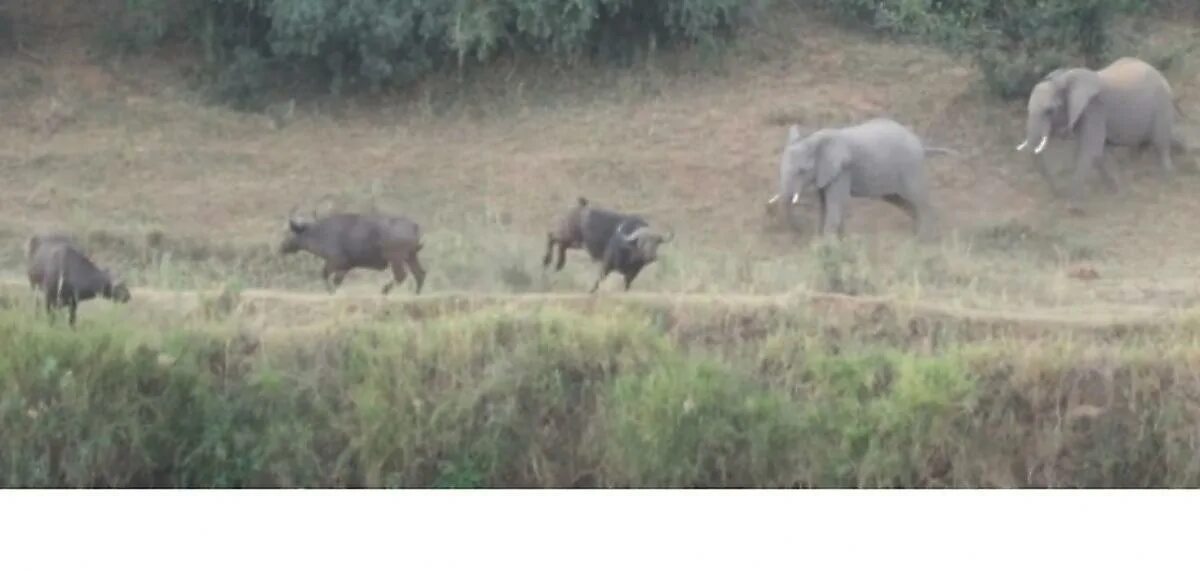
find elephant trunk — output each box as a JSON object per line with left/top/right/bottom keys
{"left": 1019, "top": 113, "right": 1051, "bottom": 155}
{"left": 773, "top": 164, "right": 802, "bottom": 206}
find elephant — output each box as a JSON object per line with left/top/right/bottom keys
{"left": 768, "top": 118, "right": 956, "bottom": 239}
{"left": 1015, "top": 57, "right": 1185, "bottom": 207}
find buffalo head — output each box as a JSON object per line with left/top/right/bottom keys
{"left": 280, "top": 207, "right": 313, "bottom": 255}
{"left": 622, "top": 225, "right": 674, "bottom": 262}
{"left": 103, "top": 270, "right": 132, "bottom": 303}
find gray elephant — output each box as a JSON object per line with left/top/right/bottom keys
{"left": 768, "top": 118, "right": 956, "bottom": 239}
{"left": 1015, "top": 57, "right": 1184, "bottom": 205}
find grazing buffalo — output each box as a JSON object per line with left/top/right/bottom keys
{"left": 27, "top": 233, "right": 131, "bottom": 326}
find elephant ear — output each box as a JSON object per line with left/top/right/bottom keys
{"left": 815, "top": 135, "right": 850, "bottom": 189}
{"left": 1066, "top": 75, "right": 1102, "bottom": 131}
{"left": 787, "top": 124, "right": 803, "bottom": 145}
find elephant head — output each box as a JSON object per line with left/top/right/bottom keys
{"left": 1017, "top": 69, "right": 1102, "bottom": 155}
{"left": 769, "top": 125, "right": 850, "bottom": 206}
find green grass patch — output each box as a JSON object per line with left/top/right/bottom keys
{"left": 2, "top": 299, "right": 1200, "bottom": 487}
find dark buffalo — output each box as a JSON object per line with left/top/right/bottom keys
{"left": 27, "top": 233, "right": 131, "bottom": 326}
{"left": 280, "top": 209, "right": 426, "bottom": 295}
{"left": 542, "top": 197, "right": 673, "bottom": 293}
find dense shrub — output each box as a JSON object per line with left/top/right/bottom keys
{"left": 816, "top": 0, "right": 1153, "bottom": 98}
{"left": 103, "top": 0, "right": 1174, "bottom": 102}
{"left": 4, "top": 300, "right": 1200, "bottom": 488}
{"left": 131, "top": 0, "right": 757, "bottom": 104}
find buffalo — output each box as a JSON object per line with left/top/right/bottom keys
{"left": 26, "top": 233, "right": 132, "bottom": 326}
{"left": 280, "top": 209, "right": 427, "bottom": 295}
{"left": 543, "top": 197, "right": 673, "bottom": 293}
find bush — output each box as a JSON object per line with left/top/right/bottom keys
{"left": 0, "top": 9, "right": 10, "bottom": 51}
{"left": 138, "top": 0, "right": 758, "bottom": 102}
{"left": 816, "top": 0, "right": 1154, "bottom": 98}
{"left": 3, "top": 298, "right": 1200, "bottom": 488}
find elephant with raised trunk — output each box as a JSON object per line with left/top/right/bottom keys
{"left": 1016, "top": 57, "right": 1185, "bottom": 207}
{"left": 769, "top": 118, "right": 956, "bottom": 239}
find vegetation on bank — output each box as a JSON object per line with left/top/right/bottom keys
{"left": 81, "top": 0, "right": 1182, "bottom": 106}
{"left": 2, "top": 296, "right": 1198, "bottom": 488}
{"left": 817, "top": 0, "right": 1163, "bottom": 98}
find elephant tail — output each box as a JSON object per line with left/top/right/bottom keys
{"left": 1174, "top": 98, "right": 1190, "bottom": 121}
{"left": 923, "top": 146, "right": 961, "bottom": 157}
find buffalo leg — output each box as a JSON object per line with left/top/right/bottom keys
{"left": 44, "top": 293, "right": 56, "bottom": 325}
{"left": 68, "top": 300, "right": 77, "bottom": 328}
{"left": 328, "top": 271, "right": 348, "bottom": 293}
{"left": 622, "top": 267, "right": 643, "bottom": 291}
{"left": 382, "top": 262, "right": 407, "bottom": 295}
{"left": 321, "top": 264, "right": 336, "bottom": 292}
{"left": 555, "top": 243, "right": 568, "bottom": 271}
{"left": 590, "top": 264, "right": 612, "bottom": 294}
{"left": 407, "top": 253, "right": 427, "bottom": 295}
{"left": 542, "top": 235, "right": 556, "bottom": 269}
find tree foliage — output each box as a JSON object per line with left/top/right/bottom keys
{"left": 155, "top": 0, "right": 754, "bottom": 104}
{"left": 818, "top": 0, "right": 1152, "bottom": 98}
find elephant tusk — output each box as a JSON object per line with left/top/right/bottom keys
{"left": 767, "top": 194, "right": 781, "bottom": 205}
{"left": 791, "top": 193, "right": 800, "bottom": 204}
{"left": 1016, "top": 140, "right": 1029, "bottom": 151}
{"left": 1033, "top": 136, "right": 1049, "bottom": 154}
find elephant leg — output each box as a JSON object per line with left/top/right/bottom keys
{"left": 1097, "top": 154, "right": 1123, "bottom": 194}
{"left": 817, "top": 191, "right": 827, "bottom": 235}
{"left": 1171, "top": 132, "right": 1189, "bottom": 154}
{"left": 822, "top": 178, "right": 851, "bottom": 238}
{"left": 1156, "top": 138, "right": 1175, "bottom": 177}
{"left": 1068, "top": 158, "right": 1096, "bottom": 206}
{"left": 1069, "top": 117, "right": 1107, "bottom": 209}
{"left": 1151, "top": 109, "right": 1177, "bottom": 176}
{"left": 1169, "top": 132, "right": 1198, "bottom": 173}
{"left": 900, "top": 169, "right": 938, "bottom": 241}
{"left": 1131, "top": 142, "right": 1149, "bottom": 160}
{"left": 883, "top": 194, "right": 927, "bottom": 239}
{"left": 1032, "top": 153, "right": 1058, "bottom": 196}
{"left": 822, "top": 199, "right": 842, "bottom": 238}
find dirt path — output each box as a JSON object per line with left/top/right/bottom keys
{"left": 1, "top": 278, "right": 1183, "bottom": 334}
